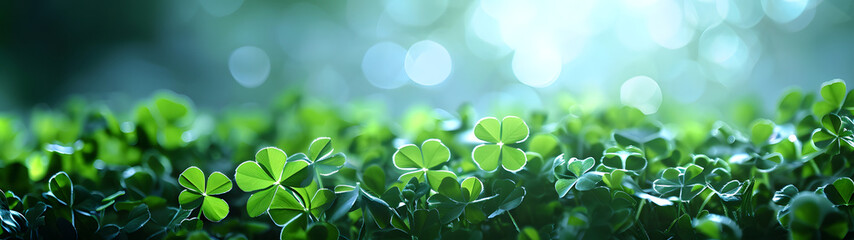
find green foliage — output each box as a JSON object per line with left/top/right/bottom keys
{"left": 472, "top": 116, "right": 530, "bottom": 172}
{"left": 178, "top": 167, "right": 232, "bottom": 222}
{"left": 3, "top": 79, "right": 854, "bottom": 239}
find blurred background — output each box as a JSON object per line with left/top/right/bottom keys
{"left": 1, "top": 0, "right": 853, "bottom": 120}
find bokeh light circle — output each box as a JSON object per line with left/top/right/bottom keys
{"left": 512, "top": 43, "right": 562, "bottom": 88}
{"left": 362, "top": 42, "right": 409, "bottom": 89}
{"left": 761, "top": 0, "right": 809, "bottom": 24}
{"left": 229, "top": 46, "right": 270, "bottom": 88}
{"left": 405, "top": 40, "right": 453, "bottom": 86}
{"left": 716, "top": 0, "right": 764, "bottom": 28}
{"left": 198, "top": 0, "right": 244, "bottom": 17}
{"left": 620, "top": 76, "right": 662, "bottom": 115}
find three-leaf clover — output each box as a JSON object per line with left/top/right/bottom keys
{"left": 235, "top": 147, "right": 313, "bottom": 217}
{"left": 553, "top": 155, "right": 601, "bottom": 198}
{"left": 812, "top": 79, "right": 847, "bottom": 117}
{"left": 600, "top": 146, "right": 647, "bottom": 174}
{"left": 268, "top": 184, "right": 335, "bottom": 228}
{"left": 652, "top": 164, "right": 705, "bottom": 202}
{"left": 472, "top": 116, "right": 530, "bottom": 172}
{"left": 811, "top": 113, "right": 854, "bottom": 155}
{"left": 393, "top": 139, "right": 457, "bottom": 191}
{"left": 482, "top": 179, "right": 526, "bottom": 218}
{"left": 427, "top": 177, "right": 495, "bottom": 223}
{"left": 177, "top": 166, "right": 232, "bottom": 222}
{"left": 288, "top": 137, "right": 347, "bottom": 176}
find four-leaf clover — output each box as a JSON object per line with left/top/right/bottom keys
{"left": 472, "top": 116, "right": 530, "bottom": 172}
{"left": 235, "top": 147, "right": 314, "bottom": 217}
{"left": 811, "top": 113, "right": 854, "bottom": 155}
{"left": 178, "top": 167, "right": 233, "bottom": 222}
{"left": 394, "top": 139, "right": 457, "bottom": 191}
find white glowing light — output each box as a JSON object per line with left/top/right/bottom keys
{"left": 762, "top": 0, "right": 809, "bottom": 24}
{"left": 647, "top": 0, "right": 695, "bottom": 49}
{"left": 229, "top": 46, "right": 270, "bottom": 88}
{"left": 621, "top": 76, "right": 663, "bottom": 115}
{"left": 198, "top": 0, "right": 244, "bottom": 17}
{"left": 405, "top": 40, "right": 452, "bottom": 86}
{"left": 512, "top": 43, "right": 562, "bottom": 88}
{"left": 362, "top": 42, "right": 409, "bottom": 89}
{"left": 385, "top": 0, "right": 448, "bottom": 26}
{"left": 717, "top": 0, "right": 764, "bottom": 28}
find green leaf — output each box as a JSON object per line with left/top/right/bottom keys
{"left": 486, "top": 179, "right": 526, "bottom": 218}
{"left": 652, "top": 165, "right": 705, "bottom": 201}
{"left": 425, "top": 170, "right": 457, "bottom": 191}
{"left": 246, "top": 186, "right": 280, "bottom": 217}
{"left": 178, "top": 190, "right": 203, "bottom": 207}
{"left": 179, "top": 167, "right": 206, "bottom": 193}
{"left": 500, "top": 146, "right": 527, "bottom": 172}
{"left": 692, "top": 214, "right": 741, "bottom": 240}
{"left": 255, "top": 147, "right": 289, "bottom": 183}
{"left": 500, "top": 116, "right": 530, "bottom": 143}
{"left": 472, "top": 144, "right": 501, "bottom": 172}
{"left": 553, "top": 155, "right": 600, "bottom": 197}
{"left": 472, "top": 116, "right": 530, "bottom": 172}
{"left": 235, "top": 161, "right": 276, "bottom": 192}
{"left": 206, "top": 172, "right": 232, "bottom": 195}
{"left": 820, "top": 79, "right": 846, "bottom": 108}
{"left": 824, "top": 177, "right": 854, "bottom": 206}
{"left": 279, "top": 160, "right": 313, "bottom": 188}
{"left": 49, "top": 172, "right": 74, "bottom": 206}
{"left": 269, "top": 189, "right": 305, "bottom": 226}
{"left": 750, "top": 119, "right": 775, "bottom": 146}
{"left": 393, "top": 139, "right": 451, "bottom": 170}
{"left": 392, "top": 144, "right": 422, "bottom": 170}
{"left": 124, "top": 204, "right": 150, "bottom": 233}
{"left": 315, "top": 153, "right": 345, "bottom": 176}
{"left": 474, "top": 117, "right": 501, "bottom": 143}
{"left": 773, "top": 184, "right": 799, "bottom": 206}
{"left": 567, "top": 157, "right": 595, "bottom": 177}
{"left": 460, "top": 177, "right": 483, "bottom": 202}
{"left": 308, "top": 137, "right": 333, "bottom": 162}
{"left": 306, "top": 222, "right": 339, "bottom": 240}
{"left": 420, "top": 139, "right": 451, "bottom": 168}
{"left": 201, "top": 196, "right": 229, "bottom": 222}
{"left": 362, "top": 165, "right": 386, "bottom": 196}
{"left": 788, "top": 192, "right": 849, "bottom": 240}
{"left": 309, "top": 189, "right": 335, "bottom": 216}
{"left": 601, "top": 146, "right": 647, "bottom": 173}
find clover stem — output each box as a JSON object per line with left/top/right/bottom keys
{"left": 697, "top": 191, "right": 714, "bottom": 216}
{"left": 507, "top": 211, "right": 521, "bottom": 233}
{"left": 315, "top": 171, "right": 325, "bottom": 189}
{"left": 720, "top": 197, "right": 731, "bottom": 219}
{"left": 808, "top": 159, "right": 822, "bottom": 177}
{"left": 196, "top": 210, "right": 203, "bottom": 230}
{"left": 635, "top": 199, "right": 646, "bottom": 221}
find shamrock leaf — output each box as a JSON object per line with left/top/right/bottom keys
{"left": 0, "top": 189, "right": 26, "bottom": 236}
{"left": 393, "top": 139, "right": 457, "bottom": 191}
{"left": 823, "top": 177, "right": 854, "bottom": 206}
{"left": 787, "top": 192, "right": 849, "bottom": 240}
{"left": 427, "top": 177, "right": 495, "bottom": 223}
{"left": 177, "top": 166, "right": 232, "bottom": 222}
{"left": 472, "top": 116, "right": 530, "bottom": 172}
{"left": 601, "top": 146, "right": 647, "bottom": 174}
{"left": 483, "top": 179, "right": 526, "bottom": 218}
{"left": 704, "top": 167, "right": 743, "bottom": 202}
{"left": 235, "top": 147, "right": 313, "bottom": 217}
{"left": 773, "top": 185, "right": 799, "bottom": 206}
{"left": 812, "top": 79, "right": 847, "bottom": 117}
{"left": 268, "top": 186, "right": 335, "bottom": 228}
{"left": 553, "top": 155, "right": 601, "bottom": 198}
{"left": 692, "top": 214, "right": 742, "bottom": 240}
{"left": 289, "top": 137, "right": 347, "bottom": 176}
{"left": 613, "top": 128, "right": 672, "bottom": 161}
{"left": 810, "top": 114, "right": 854, "bottom": 155}
{"left": 652, "top": 165, "right": 705, "bottom": 202}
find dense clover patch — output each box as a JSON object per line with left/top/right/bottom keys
{"left": 2, "top": 80, "right": 854, "bottom": 239}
